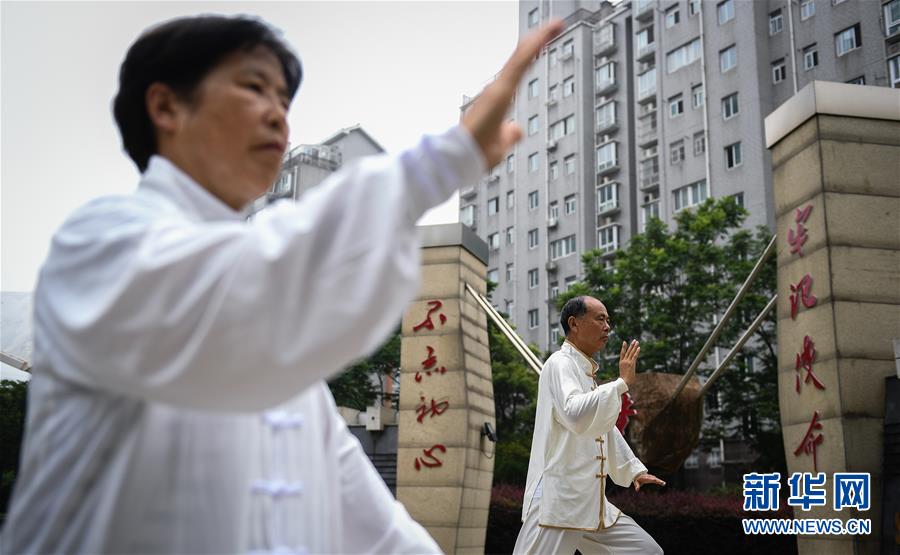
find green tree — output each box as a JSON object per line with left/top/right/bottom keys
{"left": 328, "top": 329, "right": 400, "bottom": 411}
{"left": 1, "top": 379, "right": 28, "bottom": 514}
{"left": 562, "top": 197, "right": 782, "bottom": 470}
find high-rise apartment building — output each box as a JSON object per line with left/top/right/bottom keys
{"left": 461, "top": 0, "right": 893, "bottom": 352}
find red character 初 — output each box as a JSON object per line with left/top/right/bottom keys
{"left": 416, "top": 396, "right": 450, "bottom": 423}
{"left": 413, "top": 300, "right": 447, "bottom": 332}
{"left": 414, "top": 444, "right": 446, "bottom": 471}
{"left": 793, "top": 410, "right": 824, "bottom": 473}
{"left": 415, "top": 346, "right": 447, "bottom": 382}
{"left": 787, "top": 204, "right": 813, "bottom": 257}
{"left": 616, "top": 392, "right": 637, "bottom": 433}
{"left": 789, "top": 274, "right": 817, "bottom": 320}
{"left": 795, "top": 335, "right": 825, "bottom": 393}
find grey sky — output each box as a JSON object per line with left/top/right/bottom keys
{"left": 1, "top": 0, "right": 519, "bottom": 292}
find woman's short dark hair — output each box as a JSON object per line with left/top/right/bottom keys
{"left": 113, "top": 15, "right": 302, "bottom": 171}
{"left": 560, "top": 296, "right": 588, "bottom": 335}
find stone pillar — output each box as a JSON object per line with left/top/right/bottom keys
{"left": 396, "top": 224, "right": 495, "bottom": 554}
{"left": 766, "top": 81, "right": 900, "bottom": 554}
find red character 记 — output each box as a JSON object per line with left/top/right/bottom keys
{"left": 789, "top": 274, "right": 817, "bottom": 320}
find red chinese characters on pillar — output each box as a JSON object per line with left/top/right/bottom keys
{"left": 414, "top": 444, "right": 446, "bottom": 471}
{"left": 416, "top": 396, "right": 449, "bottom": 423}
{"left": 795, "top": 335, "right": 825, "bottom": 394}
{"left": 793, "top": 410, "right": 825, "bottom": 473}
{"left": 787, "top": 205, "right": 813, "bottom": 257}
{"left": 616, "top": 392, "right": 637, "bottom": 433}
{"left": 413, "top": 300, "right": 447, "bottom": 332}
{"left": 789, "top": 274, "right": 818, "bottom": 320}
{"left": 415, "top": 346, "right": 447, "bottom": 382}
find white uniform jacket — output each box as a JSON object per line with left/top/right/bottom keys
{"left": 522, "top": 341, "right": 647, "bottom": 531}
{"left": 1, "top": 125, "right": 484, "bottom": 554}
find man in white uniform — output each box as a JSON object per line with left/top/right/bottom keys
{"left": 0, "top": 14, "right": 563, "bottom": 554}
{"left": 514, "top": 296, "right": 666, "bottom": 554}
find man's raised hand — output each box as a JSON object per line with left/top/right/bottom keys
{"left": 462, "top": 20, "right": 564, "bottom": 168}
{"left": 619, "top": 339, "right": 640, "bottom": 387}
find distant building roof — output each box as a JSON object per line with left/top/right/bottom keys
{"left": 320, "top": 125, "right": 386, "bottom": 154}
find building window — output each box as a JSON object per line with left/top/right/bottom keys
{"left": 563, "top": 76, "right": 575, "bottom": 97}
{"left": 722, "top": 92, "right": 739, "bottom": 119}
{"left": 505, "top": 300, "right": 515, "bottom": 319}
{"left": 732, "top": 192, "right": 744, "bottom": 208}
{"left": 460, "top": 205, "right": 475, "bottom": 227}
{"left": 670, "top": 140, "right": 685, "bottom": 165}
{"left": 549, "top": 48, "right": 558, "bottom": 67}
{"left": 565, "top": 194, "right": 577, "bottom": 214}
{"left": 597, "top": 225, "right": 619, "bottom": 254}
{"left": 528, "top": 7, "right": 539, "bottom": 28}
{"left": 669, "top": 93, "right": 684, "bottom": 118}
{"left": 665, "top": 5, "right": 680, "bottom": 27}
{"left": 638, "top": 67, "right": 657, "bottom": 98}
{"left": 550, "top": 282, "right": 559, "bottom": 299}
{"left": 835, "top": 24, "right": 861, "bottom": 57}
{"left": 528, "top": 190, "right": 539, "bottom": 210}
{"left": 769, "top": 9, "right": 783, "bottom": 35}
{"left": 636, "top": 26, "right": 654, "bottom": 51}
{"left": 564, "top": 275, "right": 577, "bottom": 290}
{"left": 488, "top": 232, "right": 500, "bottom": 250}
{"left": 846, "top": 75, "right": 866, "bottom": 85}
{"left": 673, "top": 179, "right": 709, "bottom": 211}
{"left": 550, "top": 114, "right": 576, "bottom": 140}
{"left": 693, "top": 131, "right": 706, "bottom": 156}
{"left": 772, "top": 59, "right": 786, "bottom": 83}
{"left": 550, "top": 325, "right": 560, "bottom": 345}
{"left": 725, "top": 142, "right": 742, "bottom": 169}
{"left": 506, "top": 153, "right": 515, "bottom": 173}
{"left": 548, "top": 84, "right": 559, "bottom": 103}
{"left": 506, "top": 190, "right": 515, "bottom": 209}
{"left": 528, "top": 115, "right": 539, "bottom": 136}
{"left": 889, "top": 56, "right": 900, "bottom": 88}
{"left": 886, "top": 0, "right": 900, "bottom": 35}
{"left": 689, "top": 0, "right": 700, "bottom": 16}
{"left": 528, "top": 78, "right": 539, "bottom": 99}
{"left": 718, "top": 0, "right": 734, "bottom": 24}
{"left": 506, "top": 226, "right": 515, "bottom": 245}
{"left": 549, "top": 235, "right": 577, "bottom": 260}
{"left": 528, "top": 152, "right": 540, "bottom": 173}
{"left": 596, "top": 101, "right": 616, "bottom": 130}
{"left": 487, "top": 268, "right": 499, "bottom": 284}
{"left": 565, "top": 155, "right": 577, "bottom": 175}
{"left": 800, "top": 0, "right": 815, "bottom": 20}
{"left": 528, "top": 309, "right": 539, "bottom": 329}
{"left": 803, "top": 44, "right": 819, "bottom": 70}
{"left": 488, "top": 196, "right": 499, "bottom": 215}
{"left": 597, "top": 182, "right": 618, "bottom": 213}
{"left": 596, "top": 142, "right": 618, "bottom": 172}
{"left": 667, "top": 38, "right": 701, "bottom": 73}
{"left": 550, "top": 161, "right": 559, "bottom": 180}
{"left": 692, "top": 84, "right": 704, "bottom": 108}
{"left": 528, "top": 228, "right": 539, "bottom": 249}
{"left": 720, "top": 44, "right": 737, "bottom": 72}
{"left": 561, "top": 39, "right": 574, "bottom": 59}
{"left": 595, "top": 62, "right": 616, "bottom": 89}
{"left": 549, "top": 201, "right": 559, "bottom": 220}
{"left": 506, "top": 262, "right": 515, "bottom": 282}
{"left": 528, "top": 268, "right": 539, "bottom": 288}
{"left": 641, "top": 197, "right": 660, "bottom": 231}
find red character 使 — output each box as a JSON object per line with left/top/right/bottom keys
{"left": 415, "top": 346, "right": 447, "bottom": 383}
{"left": 413, "top": 300, "right": 447, "bottom": 332}
{"left": 416, "top": 396, "right": 449, "bottom": 423}
{"left": 787, "top": 204, "right": 813, "bottom": 257}
{"left": 795, "top": 335, "right": 825, "bottom": 393}
{"left": 789, "top": 274, "right": 817, "bottom": 320}
{"left": 414, "top": 444, "right": 446, "bottom": 471}
{"left": 794, "top": 410, "right": 824, "bottom": 473}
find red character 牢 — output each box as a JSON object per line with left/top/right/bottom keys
{"left": 789, "top": 274, "right": 817, "bottom": 320}
{"left": 795, "top": 335, "right": 825, "bottom": 393}
{"left": 793, "top": 410, "right": 824, "bottom": 473}
{"left": 787, "top": 204, "right": 813, "bottom": 257}
{"left": 416, "top": 396, "right": 450, "bottom": 423}
{"left": 415, "top": 346, "right": 447, "bottom": 382}
{"left": 414, "top": 444, "right": 446, "bottom": 471}
{"left": 413, "top": 300, "right": 447, "bottom": 332}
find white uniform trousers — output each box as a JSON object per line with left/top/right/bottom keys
{"left": 513, "top": 495, "right": 663, "bottom": 554}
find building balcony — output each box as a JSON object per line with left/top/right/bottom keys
{"left": 636, "top": 43, "right": 656, "bottom": 63}
{"left": 637, "top": 119, "right": 658, "bottom": 146}
{"left": 637, "top": 86, "right": 656, "bottom": 103}
{"left": 597, "top": 199, "right": 620, "bottom": 216}
{"left": 640, "top": 170, "right": 660, "bottom": 190}
{"left": 460, "top": 186, "right": 477, "bottom": 200}
{"left": 595, "top": 119, "right": 619, "bottom": 138}
{"left": 635, "top": 0, "right": 655, "bottom": 21}
{"left": 595, "top": 79, "right": 618, "bottom": 96}
{"left": 546, "top": 261, "right": 559, "bottom": 273}
{"left": 596, "top": 160, "right": 620, "bottom": 177}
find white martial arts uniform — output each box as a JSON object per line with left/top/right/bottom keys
{"left": 513, "top": 341, "right": 662, "bottom": 554}
{"left": 1, "top": 125, "right": 484, "bottom": 554}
